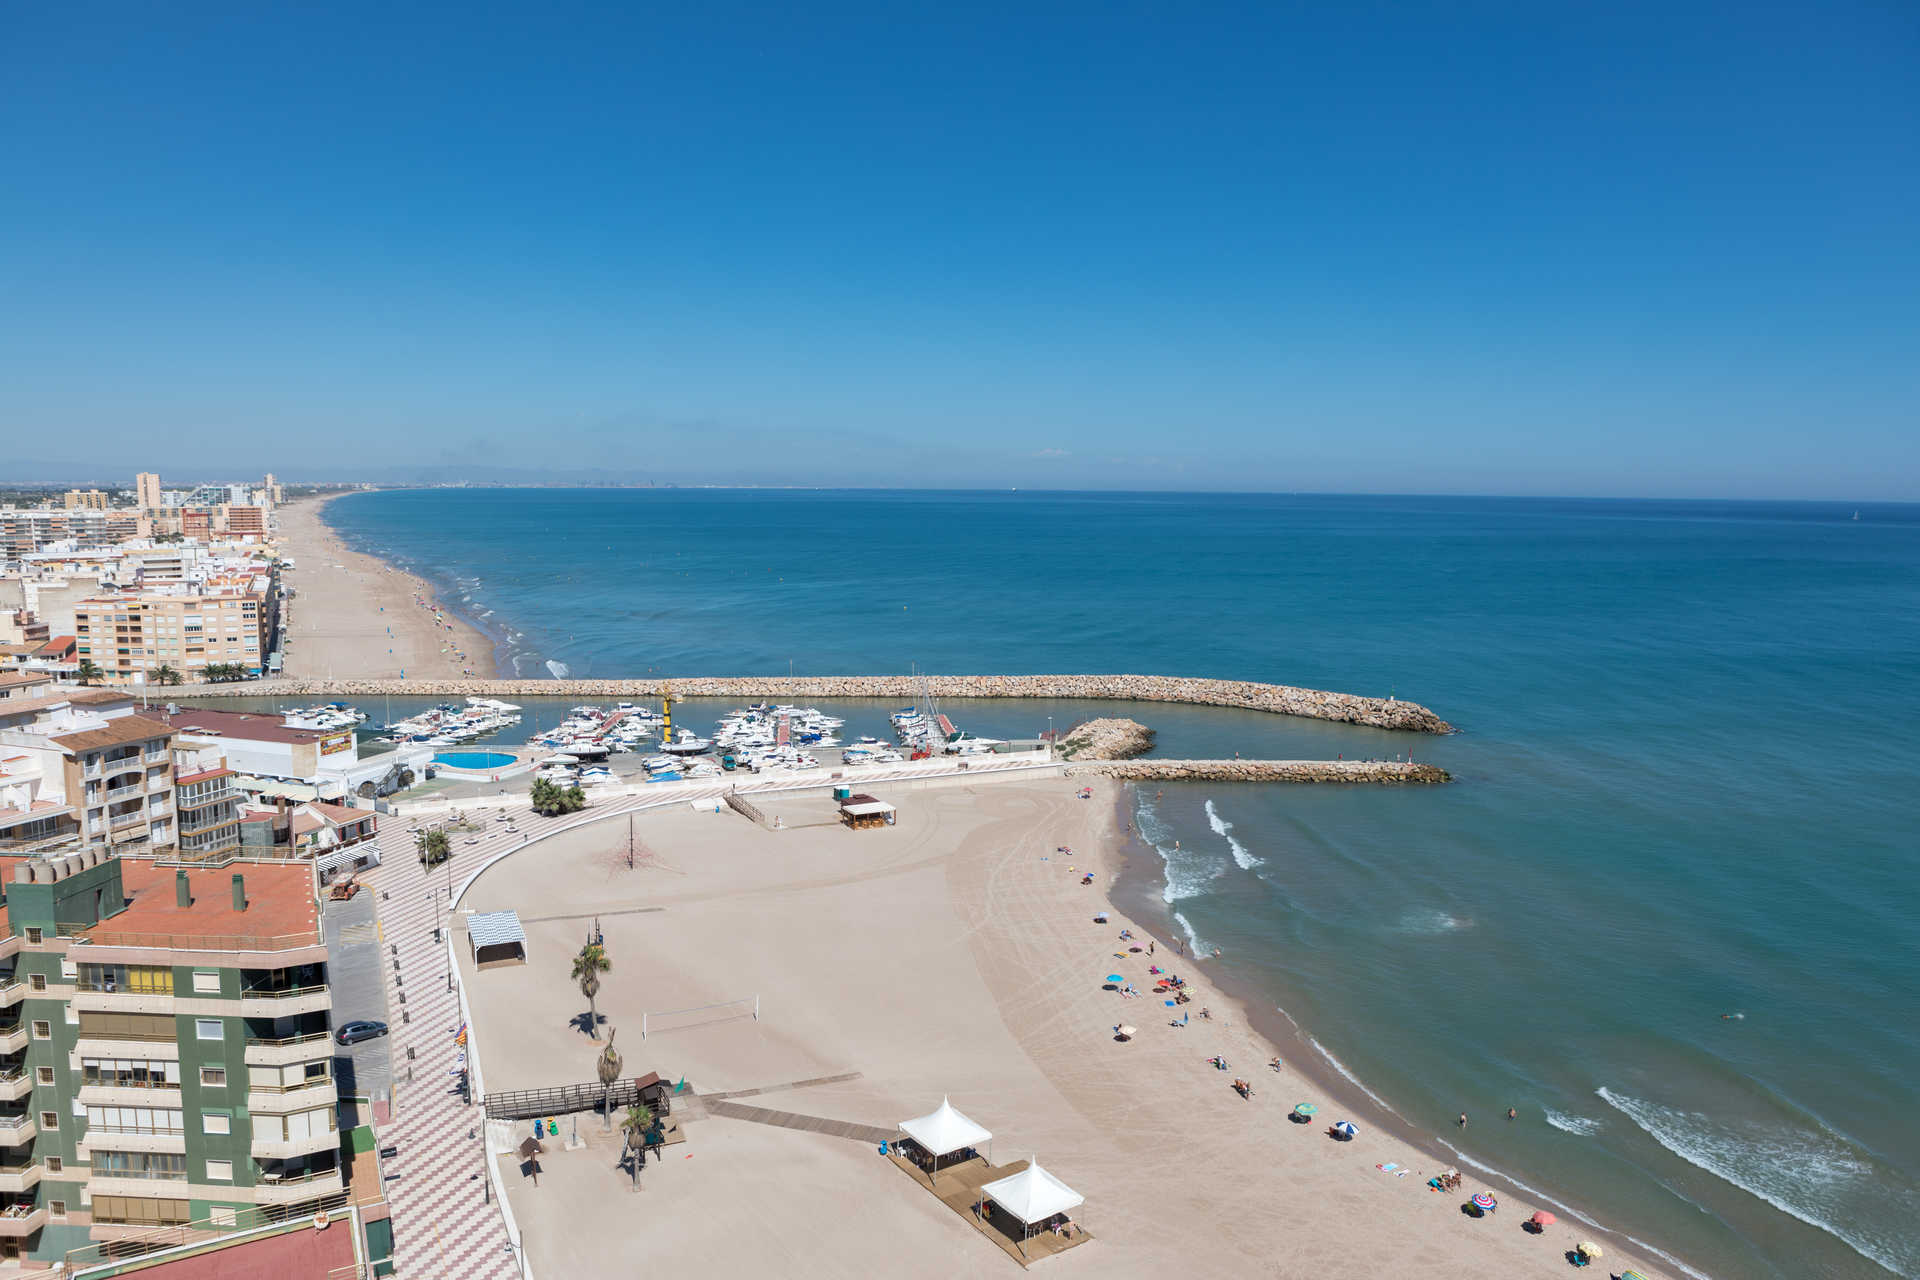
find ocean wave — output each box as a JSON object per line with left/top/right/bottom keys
{"left": 1543, "top": 1108, "right": 1602, "bottom": 1136}
{"left": 1171, "top": 911, "right": 1210, "bottom": 955}
{"left": 1596, "top": 1086, "right": 1919, "bottom": 1276}
{"left": 1307, "top": 1037, "right": 1402, "bottom": 1119}
{"left": 1204, "top": 798, "right": 1262, "bottom": 869}
{"left": 1136, "top": 793, "right": 1226, "bottom": 904}
{"left": 1395, "top": 907, "right": 1474, "bottom": 936}
{"left": 545, "top": 659, "right": 571, "bottom": 679}
{"left": 1438, "top": 1143, "right": 1604, "bottom": 1230}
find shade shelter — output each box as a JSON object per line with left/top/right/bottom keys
{"left": 979, "top": 1158, "right": 1085, "bottom": 1253}
{"left": 469, "top": 910, "right": 528, "bottom": 966}
{"left": 897, "top": 1096, "right": 992, "bottom": 1177}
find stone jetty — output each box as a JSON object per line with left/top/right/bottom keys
{"left": 167, "top": 673, "right": 1453, "bottom": 733}
{"left": 1055, "top": 718, "right": 1157, "bottom": 760}
{"left": 1067, "top": 759, "right": 1451, "bottom": 784}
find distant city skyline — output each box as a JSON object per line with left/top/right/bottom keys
{"left": 3, "top": 3, "right": 1916, "bottom": 499}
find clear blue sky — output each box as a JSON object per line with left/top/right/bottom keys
{"left": 3, "top": 1, "right": 1915, "bottom": 497}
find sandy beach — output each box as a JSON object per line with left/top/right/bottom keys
{"left": 275, "top": 495, "right": 496, "bottom": 680}
{"left": 455, "top": 776, "right": 1671, "bottom": 1278}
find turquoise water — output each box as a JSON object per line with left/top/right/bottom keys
{"left": 431, "top": 750, "right": 517, "bottom": 770}
{"left": 325, "top": 489, "right": 1920, "bottom": 1278}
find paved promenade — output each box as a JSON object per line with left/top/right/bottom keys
{"left": 361, "top": 751, "right": 1062, "bottom": 1278}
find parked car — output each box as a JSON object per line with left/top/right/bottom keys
{"left": 336, "top": 1020, "right": 389, "bottom": 1045}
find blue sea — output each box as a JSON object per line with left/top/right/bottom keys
{"left": 323, "top": 489, "right": 1920, "bottom": 1279}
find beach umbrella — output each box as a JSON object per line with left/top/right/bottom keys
{"left": 1292, "top": 1102, "right": 1317, "bottom": 1118}
{"left": 1115, "top": 1025, "right": 1137, "bottom": 1039}
{"left": 1620, "top": 1272, "right": 1649, "bottom": 1280}
{"left": 1471, "top": 1193, "right": 1497, "bottom": 1212}
{"left": 1105, "top": 974, "right": 1124, "bottom": 984}
{"left": 1575, "top": 1241, "right": 1603, "bottom": 1259}
{"left": 1332, "top": 1120, "right": 1357, "bottom": 1138}
{"left": 1529, "top": 1210, "right": 1556, "bottom": 1227}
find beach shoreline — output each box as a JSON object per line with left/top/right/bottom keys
{"left": 276, "top": 494, "right": 497, "bottom": 681}
{"left": 451, "top": 774, "right": 1682, "bottom": 1279}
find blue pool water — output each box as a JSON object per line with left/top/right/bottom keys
{"left": 432, "top": 750, "right": 517, "bottom": 771}
{"left": 325, "top": 488, "right": 1920, "bottom": 1279}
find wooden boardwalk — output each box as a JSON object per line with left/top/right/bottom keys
{"left": 702, "top": 1099, "right": 896, "bottom": 1146}
{"left": 885, "top": 1152, "right": 1093, "bottom": 1268}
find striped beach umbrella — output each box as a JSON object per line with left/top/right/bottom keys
{"left": 1292, "top": 1102, "right": 1317, "bottom": 1118}
{"left": 1471, "top": 1193, "right": 1497, "bottom": 1212}
{"left": 1332, "top": 1120, "right": 1357, "bottom": 1138}
{"left": 1620, "top": 1272, "right": 1649, "bottom": 1280}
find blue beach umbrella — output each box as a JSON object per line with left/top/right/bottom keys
{"left": 1292, "top": 1102, "right": 1317, "bottom": 1118}
{"left": 1333, "top": 1121, "right": 1357, "bottom": 1138}
{"left": 1105, "top": 974, "right": 1124, "bottom": 984}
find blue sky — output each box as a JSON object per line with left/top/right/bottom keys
{"left": 2, "top": 1, "right": 1916, "bottom": 497}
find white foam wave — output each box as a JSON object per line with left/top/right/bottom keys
{"left": 1543, "top": 1108, "right": 1602, "bottom": 1136}
{"left": 545, "top": 659, "right": 571, "bottom": 679}
{"left": 1439, "top": 1142, "right": 1604, "bottom": 1229}
{"left": 1597, "top": 1086, "right": 1917, "bottom": 1276}
{"left": 1204, "top": 799, "right": 1262, "bottom": 869}
{"left": 1307, "top": 1037, "right": 1402, "bottom": 1119}
{"left": 1396, "top": 907, "right": 1474, "bottom": 936}
{"left": 1171, "top": 912, "right": 1209, "bottom": 955}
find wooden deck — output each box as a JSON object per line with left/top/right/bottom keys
{"left": 885, "top": 1152, "right": 1092, "bottom": 1268}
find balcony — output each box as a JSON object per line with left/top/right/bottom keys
{"left": 86, "top": 1173, "right": 191, "bottom": 1200}
{"left": 0, "top": 829, "right": 79, "bottom": 854}
{"left": 253, "top": 1167, "right": 344, "bottom": 1204}
{"left": 0, "top": 1116, "right": 35, "bottom": 1146}
{"left": 250, "top": 1129, "right": 337, "bottom": 1160}
{"left": 0, "top": 1164, "right": 40, "bottom": 1193}
{"left": 0, "top": 1071, "right": 30, "bottom": 1103}
{"left": 0, "top": 1206, "right": 45, "bottom": 1237}
{"left": 75, "top": 1129, "right": 184, "bottom": 1158}
{"left": 237, "top": 985, "right": 331, "bottom": 1019}
{"left": 244, "top": 1031, "right": 333, "bottom": 1067}
{"left": 109, "top": 811, "right": 149, "bottom": 833}
{"left": 104, "top": 780, "right": 143, "bottom": 800}
{"left": 0, "top": 983, "right": 23, "bottom": 1009}
{"left": 0, "top": 1027, "right": 26, "bottom": 1055}
{"left": 246, "top": 1079, "right": 335, "bottom": 1114}
{"left": 79, "top": 1083, "right": 184, "bottom": 1110}
{"left": 72, "top": 986, "right": 175, "bottom": 1016}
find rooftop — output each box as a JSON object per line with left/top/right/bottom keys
{"left": 160, "top": 707, "right": 326, "bottom": 745}
{"left": 49, "top": 714, "right": 173, "bottom": 753}
{"left": 82, "top": 858, "right": 320, "bottom": 951}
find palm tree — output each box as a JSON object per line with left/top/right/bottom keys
{"left": 415, "top": 828, "right": 451, "bottom": 868}
{"left": 621, "top": 1101, "right": 656, "bottom": 1189}
{"left": 595, "top": 1028, "right": 624, "bottom": 1132}
{"left": 150, "top": 664, "right": 182, "bottom": 686}
{"left": 74, "top": 658, "right": 103, "bottom": 687}
{"left": 571, "top": 940, "right": 610, "bottom": 1038}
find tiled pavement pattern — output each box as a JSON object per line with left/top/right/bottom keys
{"left": 362, "top": 754, "right": 1060, "bottom": 1278}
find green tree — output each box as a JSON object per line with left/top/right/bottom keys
{"left": 149, "top": 664, "right": 182, "bottom": 687}
{"left": 572, "top": 939, "right": 610, "bottom": 1038}
{"left": 74, "top": 658, "right": 103, "bottom": 687}
{"left": 415, "top": 828, "right": 451, "bottom": 868}
{"left": 621, "top": 1101, "right": 656, "bottom": 1189}
{"left": 530, "top": 776, "right": 587, "bottom": 817}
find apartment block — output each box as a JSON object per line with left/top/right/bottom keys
{"left": 73, "top": 586, "right": 277, "bottom": 684}
{"left": 0, "top": 852, "right": 337, "bottom": 1264}
{"left": 168, "top": 742, "right": 242, "bottom": 865}
{"left": 61, "top": 492, "right": 109, "bottom": 512}
{"left": 0, "top": 698, "right": 174, "bottom": 856}
{"left": 134, "top": 475, "right": 162, "bottom": 512}
{"left": 220, "top": 506, "right": 266, "bottom": 539}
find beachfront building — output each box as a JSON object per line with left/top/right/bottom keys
{"left": 0, "top": 851, "right": 340, "bottom": 1264}
{"left": 156, "top": 707, "right": 425, "bottom": 804}
{"left": 170, "top": 741, "right": 244, "bottom": 864}
{"left": 0, "top": 694, "right": 175, "bottom": 855}
{"left": 135, "top": 474, "right": 163, "bottom": 511}
{"left": 72, "top": 576, "right": 279, "bottom": 684}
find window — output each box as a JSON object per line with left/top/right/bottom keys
{"left": 35, "top": 1067, "right": 53, "bottom": 1086}
{"left": 91, "top": 1195, "right": 189, "bottom": 1226}
{"left": 28, "top": 974, "right": 45, "bottom": 992}
{"left": 46, "top": 1157, "right": 62, "bottom": 1175}
{"left": 81, "top": 1058, "right": 180, "bottom": 1089}
{"left": 85, "top": 1105, "right": 184, "bottom": 1135}
{"left": 195, "top": 1019, "right": 222, "bottom": 1041}
{"left": 24, "top": 928, "right": 41, "bottom": 944}
{"left": 209, "top": 1206, "right": 236, "bottom": 1226}
{"left": 39, "top": 1110, "right": 57, "bottom": 1130}
{"left": 192, "top": 971, "right": 219, "bottom": 994}
{"left": 200, "top": 1066, "right": 226, "bottom": 1088}
{"left": 31, "top": 1021, "right": 49, "bottom": 1040}
{"left": 202, "top": 1112, "right": 230, "bottom": 1135}
{"left": 60, "top": 958, "right": 76, "bottom": 979}
{"left": 205, "top": 1158, "right": 232, "bottom": 1181}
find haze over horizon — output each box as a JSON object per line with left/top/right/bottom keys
{"left": 3, "top": 2, "right": 1916, "bottom": 499}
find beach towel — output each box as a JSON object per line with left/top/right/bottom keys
{"left": 1376, "top": 1163, "right": 1398, "bottom": 1173}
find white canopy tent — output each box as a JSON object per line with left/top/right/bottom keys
{"left": 980, "top": 1158, "right": 1084, "bottom": 1224}
{"left": 897, "top": 1096, "right": 992, "bottom": 1175}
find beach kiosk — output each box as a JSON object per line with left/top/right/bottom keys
{"left": 839, "top": 795, "right": 897, "bottom": 830}
{"left": 468, "top": 910, "right": 528, "bottom": 967}
{"left": 897, "top": 1096, "right": 992, "bottom": 1178}
{"left": 978, "top": 1158, "right": 1086, "bottom": 1253}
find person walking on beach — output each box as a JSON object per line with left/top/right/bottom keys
{"left": 1458, "top": 1112, "right": 1468, "bottom": 1129}
{"left": 1148, "top": 941, "right": 1155, "bottom": 956}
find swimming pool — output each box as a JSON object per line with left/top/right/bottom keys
{"left": 433, "top": 750, "right": 517, "bottom": 771}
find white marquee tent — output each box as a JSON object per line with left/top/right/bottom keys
{"left": 897, "top": 1097, "right": 992, "bottom": 1174}
{"left": 980, "top": 1158, "right": 1084, "bottom": 1226}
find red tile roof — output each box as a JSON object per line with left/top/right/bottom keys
{"left": 84, "top": 858, "right": 319, "bottom": 950}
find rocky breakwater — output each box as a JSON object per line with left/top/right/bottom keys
{"left": 170, "top": 673, "right": 1452, "bottom": 732}
{"left": 1055, "top": 718, "right": 1156, "bottom": 761}
{"left": 1068, "top": 759, "right": 1451, "bottom": 784}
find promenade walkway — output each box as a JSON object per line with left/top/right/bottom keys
{"left": 361, "top": 751, "right": 1060, "bottom": 1279}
